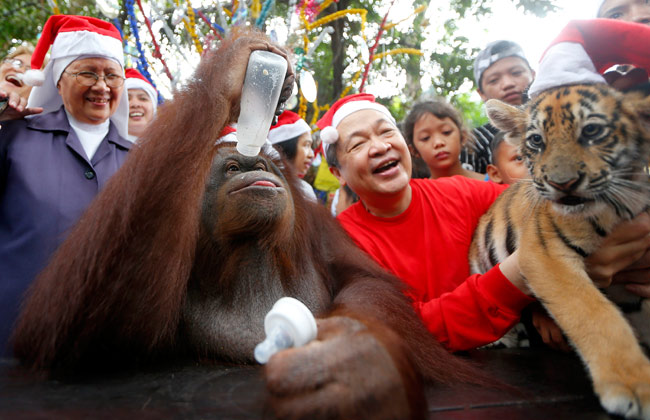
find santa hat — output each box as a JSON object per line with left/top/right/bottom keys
{"left": 125, "top": 68, "right": 158, "bottom": 114}
{"left": 25, "top": 15, "right": 128, "bottom": 138}
{"left": 528, "top": 19, "right": 650, "bottom": 98}
{"left": 316, "top": 93, "right": 395, "bottom": 156}
{"left": 217, "top": 125, "right": 238, "bottom": 144}
{"left": 268, "top": 111, "right": 311, "bottom": 145}
{"left": 215, "top": 124, "right": 282, "bottom": 160}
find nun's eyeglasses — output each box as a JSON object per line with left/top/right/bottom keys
{"left": 63, "top": 71, "right": 125, "bottom": 88}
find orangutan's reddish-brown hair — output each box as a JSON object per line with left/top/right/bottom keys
{"left": 12, "top": 28, "right": 490, "bottom": 419}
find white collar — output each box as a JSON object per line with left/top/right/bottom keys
{"left": 65, "top": 109, "right": 110, "bottom": 160}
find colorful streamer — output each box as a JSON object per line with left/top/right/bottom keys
{"left": 359, "top": 0, "right": 396, "bottom": 92}
{"left": 195, "top": 8, "right": 224, "bottom": 40}
{"left": 46, "top": 0, "right": 61, "bottom": 14}
{"left": 172, "top": 0, "right": 203, "bottom": 53}
{"left": 255, "top": 0, "right": 276, "bottom": 28}
{"left": 125, "top": 0, "right": 153, "bottom": 82}
{"left": 135, "top": 0, "right": 175, "bottom": 84}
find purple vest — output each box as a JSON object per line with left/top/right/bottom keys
{"left": 0, "top": 107, "right": 132, "bottom": 356}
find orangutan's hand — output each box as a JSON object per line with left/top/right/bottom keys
{"left": 264, "top": 316, "right": 425, "bottom": 420}
{"left": 199, "top": 30, "right": 294, "bottom": 125}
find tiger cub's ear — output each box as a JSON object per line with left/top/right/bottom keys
{"left": 485, "top": 99, "right": 527, "bottom": 144}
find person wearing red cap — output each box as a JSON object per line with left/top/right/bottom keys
{"left": 317, "top": 93, "right": 533, "bottom": 350}
{"left": 125, "top": 68, "right": 158, "bottom": 142}
{"left": 528, "top": 18, "right": 650, "bottom": 98}
{"left": 0, "top": 15, "right": 132, "bottom": 355}
{"left": 320, "top": 92, "right": 650, "bottom": 351}
{"left": 268, "top": 110, "right": 316, "bottom": 201}
{"left": 599, "top": 0, "right": 650, "bottom": 24}
{"left": 597, "top": 0, "right": 650, "bottom": 91}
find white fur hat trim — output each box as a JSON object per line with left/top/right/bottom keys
{"left": 528, "top": 42, "right": 606, "bottom": 98}
{"left": 331, "top": 101, "right": 395, "bottom": 128}
{"left": 268, "top": 118, "right": 311, "bottom": 144}
{"left": 125, "top": 78, "right": 158, "bottom": 114}
{"left": 320, "top": 126, "right": 339, "bottom": 145}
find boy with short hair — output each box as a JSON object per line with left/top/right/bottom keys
{"left": 462, "top": 40, "right": 535, "bottom": 173}
{"left": 485, "top": 131, "right": 529, "bottom": 185}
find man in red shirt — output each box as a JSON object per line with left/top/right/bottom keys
{"left": 317, "top": 93, "right": 650, "bottom": 351}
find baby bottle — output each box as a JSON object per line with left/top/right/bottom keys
{"left": 236, "top": 50, "right": 288, "bottom": 156}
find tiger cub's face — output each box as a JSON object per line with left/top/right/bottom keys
{"left": 487, "top": 84, "right": 650, "bottom": 216}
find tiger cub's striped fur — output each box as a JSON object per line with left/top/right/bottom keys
{"left": 469, "top": 84, "right": 650, "bottom": 420}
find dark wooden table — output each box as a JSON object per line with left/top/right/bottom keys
{"left": 0, "top": 348, "right": 614, "bottom": 419}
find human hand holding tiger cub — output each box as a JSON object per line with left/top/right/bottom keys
{"left": 530, "top": 305, "right": 571, "bottom": 352}
{"left": 586, "top": 212, "right": 650, "bottom": 296}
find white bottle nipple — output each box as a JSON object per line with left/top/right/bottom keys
{"left": 254, "top": 297, "right": 317, "bottom": 364}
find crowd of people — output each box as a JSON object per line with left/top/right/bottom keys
{"left": 1, "top": 0, "right": 649, "bottom": 360}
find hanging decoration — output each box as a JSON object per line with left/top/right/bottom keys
{"left": 251, "top": 0, "right": 262, "bottom": 20}
{"left": 96, "top": 0, "right": 120, "bottom": 19}
{"left": 299, "top": 71, "right": 317, "bottom": 102}
{"left": 46, "top": 0, "right": 61, "bottom": 14}
{"left": 359, "top": 0, "right": 395, "bottom": 92}
{"left": 125, "top": 0, "right": 154, "bottom": 82}
{"left": 124, "top": 0, "right": 165, "bottom": 104}
{"left": 148, "top": 1, "right": 194, "bottom": 67}
{"left": 171, "top": 0, "right": 203, "bottom": 53}
{"left": 135, "top": 0, "right": 174, "bottom": 83}
{"left": 255, "top": 0, "right": 276, "bottom": 28}
{"left": 231, "top": 0, "right": 248, "bottom": 26}
{"left": 292, "top": 0, "right": 368, "bottom": 117}
{"left": 213, "top": 1, "right": 230, "bottom": 35}
{"left": 195, "top": 8, "right": 225, "bottom": 40}
{"left": 85, "top": 0, "right": 424, "bottom": 116}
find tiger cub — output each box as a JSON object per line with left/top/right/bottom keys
{"left": 469, "top": 83, "right": 650, "bottom": 420}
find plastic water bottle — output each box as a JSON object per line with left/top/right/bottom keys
{"left": 236, "top": 50, "right": 288, "bottom": 157}
{"left": 254, "top": 297, "right": 317, "bottom": 364}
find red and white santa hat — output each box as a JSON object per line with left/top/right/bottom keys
{"left": 25, "top": 15, "right": 128, "bottom": 138}
{"left": 216, "top": 125, "right": 238, "bottom": 144}
{"left": 125, "top": 68, "right": 158, "bottom": 114}
{"left": 316, "top": 93, "right": 395, "bottom": 155}
{"left": 268, "top": 110, "right": 311, "bottom": 144}
{"left": 528, "top": 19, "right": 650, "bottom": 98}
{"left": 215, "top": 124, "right": 281, "bottom": 160}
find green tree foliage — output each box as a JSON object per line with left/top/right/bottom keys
{"left": 423, "top": 0, "right": 557, "bottom": 102}
{"left": 1, "top": 0, "right": 100, "bottom": 53}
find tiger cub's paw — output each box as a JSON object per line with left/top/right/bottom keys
{"left": 597, "top": 373, "right": 650, "bottom": 420}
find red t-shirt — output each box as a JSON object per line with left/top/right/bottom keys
{"left": 337, "top": 176, "right": 535, "bottom": 351}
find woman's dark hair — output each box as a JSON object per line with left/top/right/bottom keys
{"left": 273, "top": 135, "right": 300, "bottom": 161}
{"left": 402, "top": 98, "right": 471, "bottom": 152}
